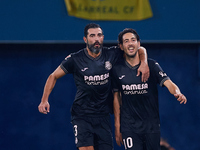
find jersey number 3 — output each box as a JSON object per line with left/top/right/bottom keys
{"left": 73, "top": 125, "right": 78, "bottom": 144}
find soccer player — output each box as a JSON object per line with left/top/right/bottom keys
{"left": 112, "top": 28, "right": 187, "bottom": 150}
{"left": 38, "top": 23, "right": 149, "bottom": 150}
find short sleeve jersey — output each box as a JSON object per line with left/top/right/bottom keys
{"left": 60, "top": 47, "right": 122, "bottom": 120}
{"left": 111, "top": 58, "right": 170, "bottom": 133}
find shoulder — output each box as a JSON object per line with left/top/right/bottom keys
{"left": 102, "top": 46, "right": 120, "bottom": 53}
{"left": 147, "top": 58, "right": 159, "bottom": 67}
{"left": 62, "top": 49, "right": 85, "bottom": 64}
{"left": 102, "top": 46, "right": 123, "bottom": 61}
{"left": 71, "top": 48, "right": 85, "bottom": 57}
{"left": 147, "top": 58, "right": 156, "bottom": 64}
{"left": 65, "top": 48, "right": 85, "bottom": 60}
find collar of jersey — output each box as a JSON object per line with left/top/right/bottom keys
{"left": 125, "top": 60, "right": 141, "bottom": 70}
{"left": 84, "top": 48, "right": 102, "bottom": 60}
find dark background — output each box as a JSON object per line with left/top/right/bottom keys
{"left": 1, "top": 43, "right": 199, "bottom": 150}
{"left": 0, "top": 0, "right": 200, "bottom": 150}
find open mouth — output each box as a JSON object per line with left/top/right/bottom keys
{"left": 128, "top": 47, "right": 134, "bottom": 52}
{"left": 94, "top": 42, "right": 100, "bottom": 47}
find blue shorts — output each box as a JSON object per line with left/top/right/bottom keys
{"left": 71, "top": 115, "right": 113, "bottom": 150}
{"left": 122, "top": 131, "right": 160, "bottom": 150}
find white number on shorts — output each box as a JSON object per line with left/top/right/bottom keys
{"left": 74, "top": 125, "right": 78, "bottom": 136}
{"left": 123, "top": 137, "right": 133, "bottom": 149}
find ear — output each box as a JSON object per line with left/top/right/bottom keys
{"left": 119, "top": 44, "right": 124, "bottom": 51}
{"left": 138, "top": 41, "right": 141, "bottom": 47}
{"left": 83, "top": 36, "right": 87, "bottom": 43}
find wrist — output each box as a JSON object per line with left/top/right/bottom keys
{"left": 140, "top": 59, "right": 147, "bottom": 64}
{"left": 41, "top": 99, "right": 48, "bottom": 103}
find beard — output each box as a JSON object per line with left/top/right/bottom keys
{"left": 87, "top": 41, "right": 103, "bottom": 54}
{"left": 125, "top": 48, "right": 139, "bottom": 58}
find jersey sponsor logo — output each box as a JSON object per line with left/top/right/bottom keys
{"left": 122, "top": 83, "right": 148, "bottom": 95}
{"left": 122, "top": 83, "right": 148, "bottom": 90}
{"left": 159, "top": 71, "right": 167, "bottom": 77}
{"left": 81, "top": 67, "right": 88, "bottom": 72}
{"left": 119, "top": 75, "right": 125, "bottom": 79}
{"left": 105, "top": 61, "right": 112, "bottom": 70}
{"left": 84, "top": 73, "right": 109, "bottom": 85}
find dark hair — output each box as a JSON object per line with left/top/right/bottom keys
{"left": 118, "top": 28, "right": 140, "bottom": 45}
{"left": 84, "top": 23, "right": 103, "bottom": 37}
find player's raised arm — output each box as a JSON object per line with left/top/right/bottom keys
{"left": 38, "top": 66, "right": 66, "bottom": 114}
{"left": 163, "top": 79, "right": 187, "bottom": 104}
{"left": 137, "top": 46, "right": 149, "bottom": 82}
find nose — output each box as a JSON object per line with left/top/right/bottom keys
{"left": 94, "top": 36, "right": 100, "bottom": 41}
{"left": 129, "top": 40, "right": 134, "bottom": 45}
{"left": 128, "top": 42, "right": 133, "bottom": 46}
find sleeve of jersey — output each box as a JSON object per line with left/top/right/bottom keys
{"left": 114, "top": 46, "right": 123, "bottom": 60}
{"left": 60, "top": 55, "right": 74, "bottom": 74}
{"left": 110, "top": 68, "right": 120, "bottom": 92}
{"left": 108, "top": 46, "right": 123, "bottom": 63}
{"left": 151, "top": 60, "right": 170, "bottom": 87}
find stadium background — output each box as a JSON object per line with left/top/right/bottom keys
{"left": 0, "top": 0, "right": 200, "bottom": 150}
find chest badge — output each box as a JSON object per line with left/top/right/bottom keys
{"left": 105, "top": 61, "right": 112, "bottom": 70}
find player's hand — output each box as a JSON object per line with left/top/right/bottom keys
{"left": 137, "top": 61, "right": 150, "bottom": 82}
{"left": 38, "top": 101, "right": 50, "bottom": 114}
{"left": 174, "top": 93, "right": 187, "bottom": 104}
{"left": 115, "top": 129, "right": 123, "bottom": 147}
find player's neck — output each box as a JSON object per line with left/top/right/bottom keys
{"left": 86, "top": 48, "right": 101, "bottom": 58}
{"left": 125, "top": 54, "right": 140, "bottom": 67}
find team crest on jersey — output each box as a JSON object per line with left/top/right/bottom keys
{"left": 105, "top": 61, "right": 112, "bottom": 70}
{"left": 159, "top": 71, "right": 167, "bottom": 77}
{"left": 65, "top": 54, "right": 71, "bottom": 60}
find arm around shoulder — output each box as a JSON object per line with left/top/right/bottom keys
{"left": 138, "top": 46, "right": 148, "bottom": 64}
{"left": 137, "top": 46, "right": 150, "bottom": 82}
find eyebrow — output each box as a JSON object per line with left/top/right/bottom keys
{"left": 89, "top": 33, "right": 103, "bottom": 36}
{"left": 124, "top": 37, "right": 136, "bottom": 41}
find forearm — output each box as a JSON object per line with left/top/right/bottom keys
{"left": 41, "top": 74, "right": 57, "bottom": 102}
{"left": 164, "top": 79, "right": 187, "bottom": 104}
{"left": 113, "top": 92, "right": 121, "bottom": 129}
{"left": 137, "top": 46, "right": 149, "bottom": 82}
{"left": 164, "top": 80, "right": 180, "bottom": 95}
{"left": 41, "top": 66, "right": 66, "bottom": 102}
{"left": 138, "top": 46, "right": 148, "bottom": 64}
{"left": 169, "top": 84, "right": 180, "bottom": 95}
